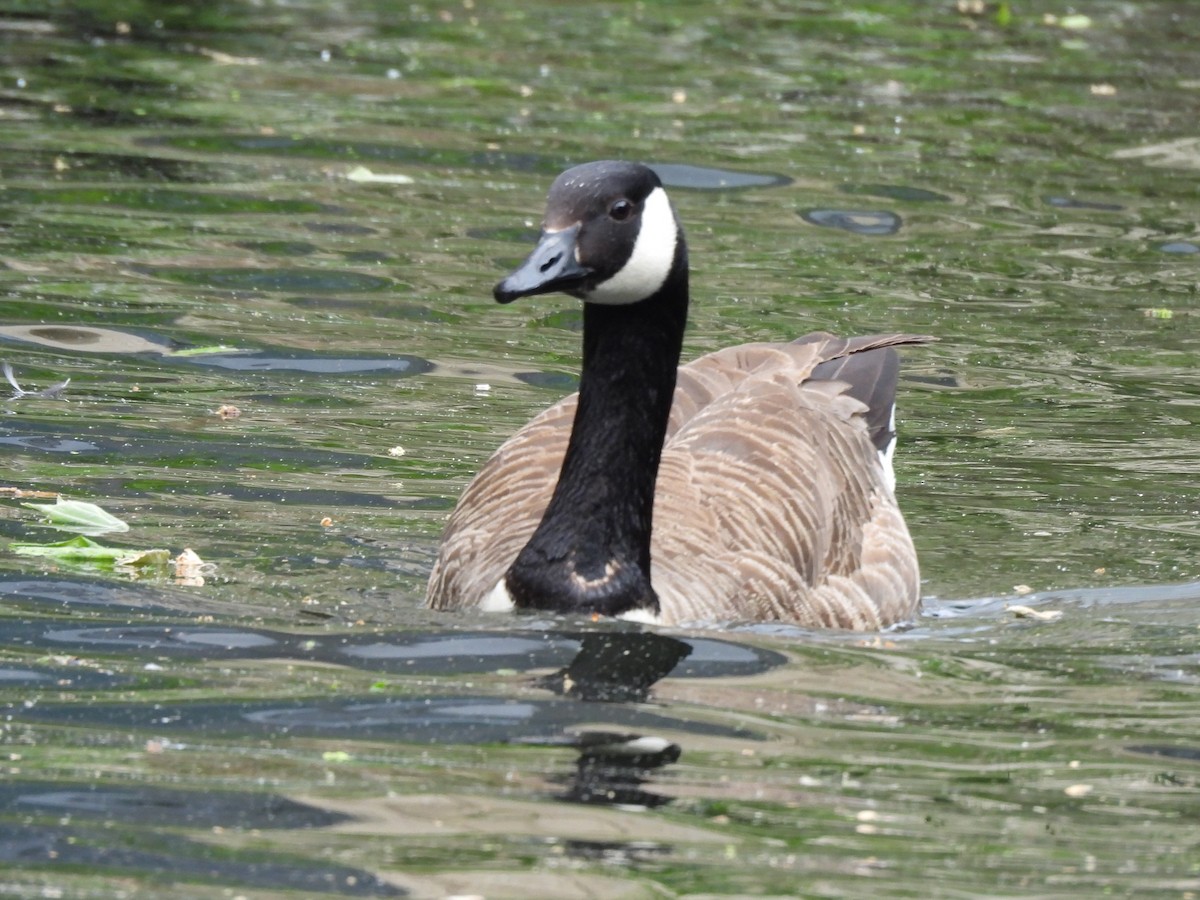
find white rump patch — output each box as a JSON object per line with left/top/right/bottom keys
{"left": 480, "top": 579, "right": 516, "bottom": 612}
{"left": 585, "top": 186, "right": 678, "bottom": 305}
{"left": 878, "top": 403, "right": 897, "bottom": 494}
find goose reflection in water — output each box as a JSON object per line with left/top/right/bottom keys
{"left": 536, "top": 631, "right": 693, "bottom": 810}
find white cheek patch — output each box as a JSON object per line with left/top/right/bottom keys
{"left": 585, "top": 186, "right": 678, "bottom": 305}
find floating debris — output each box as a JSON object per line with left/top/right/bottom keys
{"left": 1056, "top": 14, "right": 1094, "bottom": 30}
{"left": 344, "top": 165, "right": 414, "bottom": 185}
{"left": 3, "top": 361, "right": 70, "bottom": 400}
{"left": 173, "top": 548, "right": 211, "bottom": 586}
{"left": 0, "top": 487, "right": 61, "bottom": 499}
{"left": 1007, "top": 604, "right": 1064, "bottom": 622}
{"left": 195, "top": 46, "right": 262, "bottom": 66}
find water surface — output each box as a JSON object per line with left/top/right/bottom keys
{"left": 1, "top": 1, "right": 1198, "bottom": 896}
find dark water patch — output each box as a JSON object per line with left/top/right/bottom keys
{"left": 40, "top": 625, "right": 281, "bottom": 653}
{"left": 674, "top": 637, "right": 788, "bottom": 676}
{"left": 648, "top": 163, "right": 791, "bottom": 190}
{"left": 0, "top": 186, "right": 339, "bottom": 216}
{"left": 839, "top": 183, "right": 951, "bottom": 203}
{"left": 515, "top": 370, "right": 579, "bottom": 391}
{"left": 0, "top": 436, "right": 400, "bottom": 503}
{"left": 466, "top": 225, "right": 540, "bottom": 243}
{"left": 1158, "top": 241, "right": 1199, "bottom": 254}
{"left": 132, "top": 264, "right": 393, "bottom": 294}
{"left": 530, "top": 308, "right": 584, "bottom": 332}
{"left": 211, "top": 484, "right": 415, "bottom": 508}
{"left": 0, "top": 420, "right": 393, "bottom": 473}
{"left": 15, "top": 622, "right": 786, "bottom": 681}
{"left": 1044, "top": 195, "right": 1126, "bottom": 211}
{"left": 1125, "top": 744, "right": 1200, "bottom": 762}
{"left": 0, "top": 223, "right": 154, "bottom": 255}
{"left": 146, "top": 133, "right": 562, "bottom": 175}
{"left": 339, "top": 629, "right": 786, "bottom": 679}
{"left": 341, "top": 249, "right": 394, "bottom": 263}
{"left": 906, "top": 371, "right": 963, "bottom": 390}
{"left": 11, "top": 694, "right": 761, "bottom": 744}
{"left": 0, "top": 323, "right": 431, "bottom": 374}
{"left": 175, "top": 350, "right": 433, "bottom": 376}
{"left": 337, "top": 632, "right": 581, "bottom": 672}
{"left": 1016, "top": 580, "right": 1200, "bottom": 613}
{"left": 0, "top": 434, "right": 100, "bottom": 453}
{"left": 284, "top": 296, "right": 452, "bottom": 324}
{"left": 19, "top": 149, "right": 258, "bottom": 185}
{"left": 2, "top": 782, "right": 349, "bottom": 830}
{"left": 559, "top": 838, "right": 674, "bottom": 862}
{"left": 303, "top": 221, "right": 381, "bottom": 237}
{"left": 235, "top": 239, "right": 322, "bottom": 256}
{"left": 45, "top": 2, "right": 259, "bottom": 37}
{"left": 0, "top": 664, "right": 121, "bottom": 690}
{"left": 144, "top": 136, "right": 791, "bottom": 191}
{"left": 0, "top": 667, "right": 52, "bottom": 684}
{"left": 0, "top": 824, "right": 405, "bottom": 897}
{"left": 47, "top": 103, "right": 203, "bottom": 129}
{"left": 0, "top": 576, "right": 270, "bottom": 619}
{"left": 799, "top": 208, "right": 903, "bottom": 235}
{"left": 0, "top": 577, "right": 178, "bottom": 612}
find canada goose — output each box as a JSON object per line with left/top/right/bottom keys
{"left": 426, "top": 161, "right": 929, "bottom": 628}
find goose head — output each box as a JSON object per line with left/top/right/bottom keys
{"left": 486, "top": 161, "right": 691, "bottom": 620}
{"left": 494, "top": 160, "right": 684, "bottom": 307}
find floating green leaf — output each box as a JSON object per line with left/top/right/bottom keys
{"left": 12, "top": 534, "right": 129, "bottom": 563}
{"left": 11, "top": 535, "right": 170, "bottom": 572}
{"left": 21, "top": 498, "right": 130, "bottom": 534}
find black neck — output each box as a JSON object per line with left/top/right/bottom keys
{"left": 505, "top": 254, "right": 688, "bottom": 617}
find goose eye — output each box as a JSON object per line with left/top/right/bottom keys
{"left": 608, "top": 199, "right": 634, "bottom": 221}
